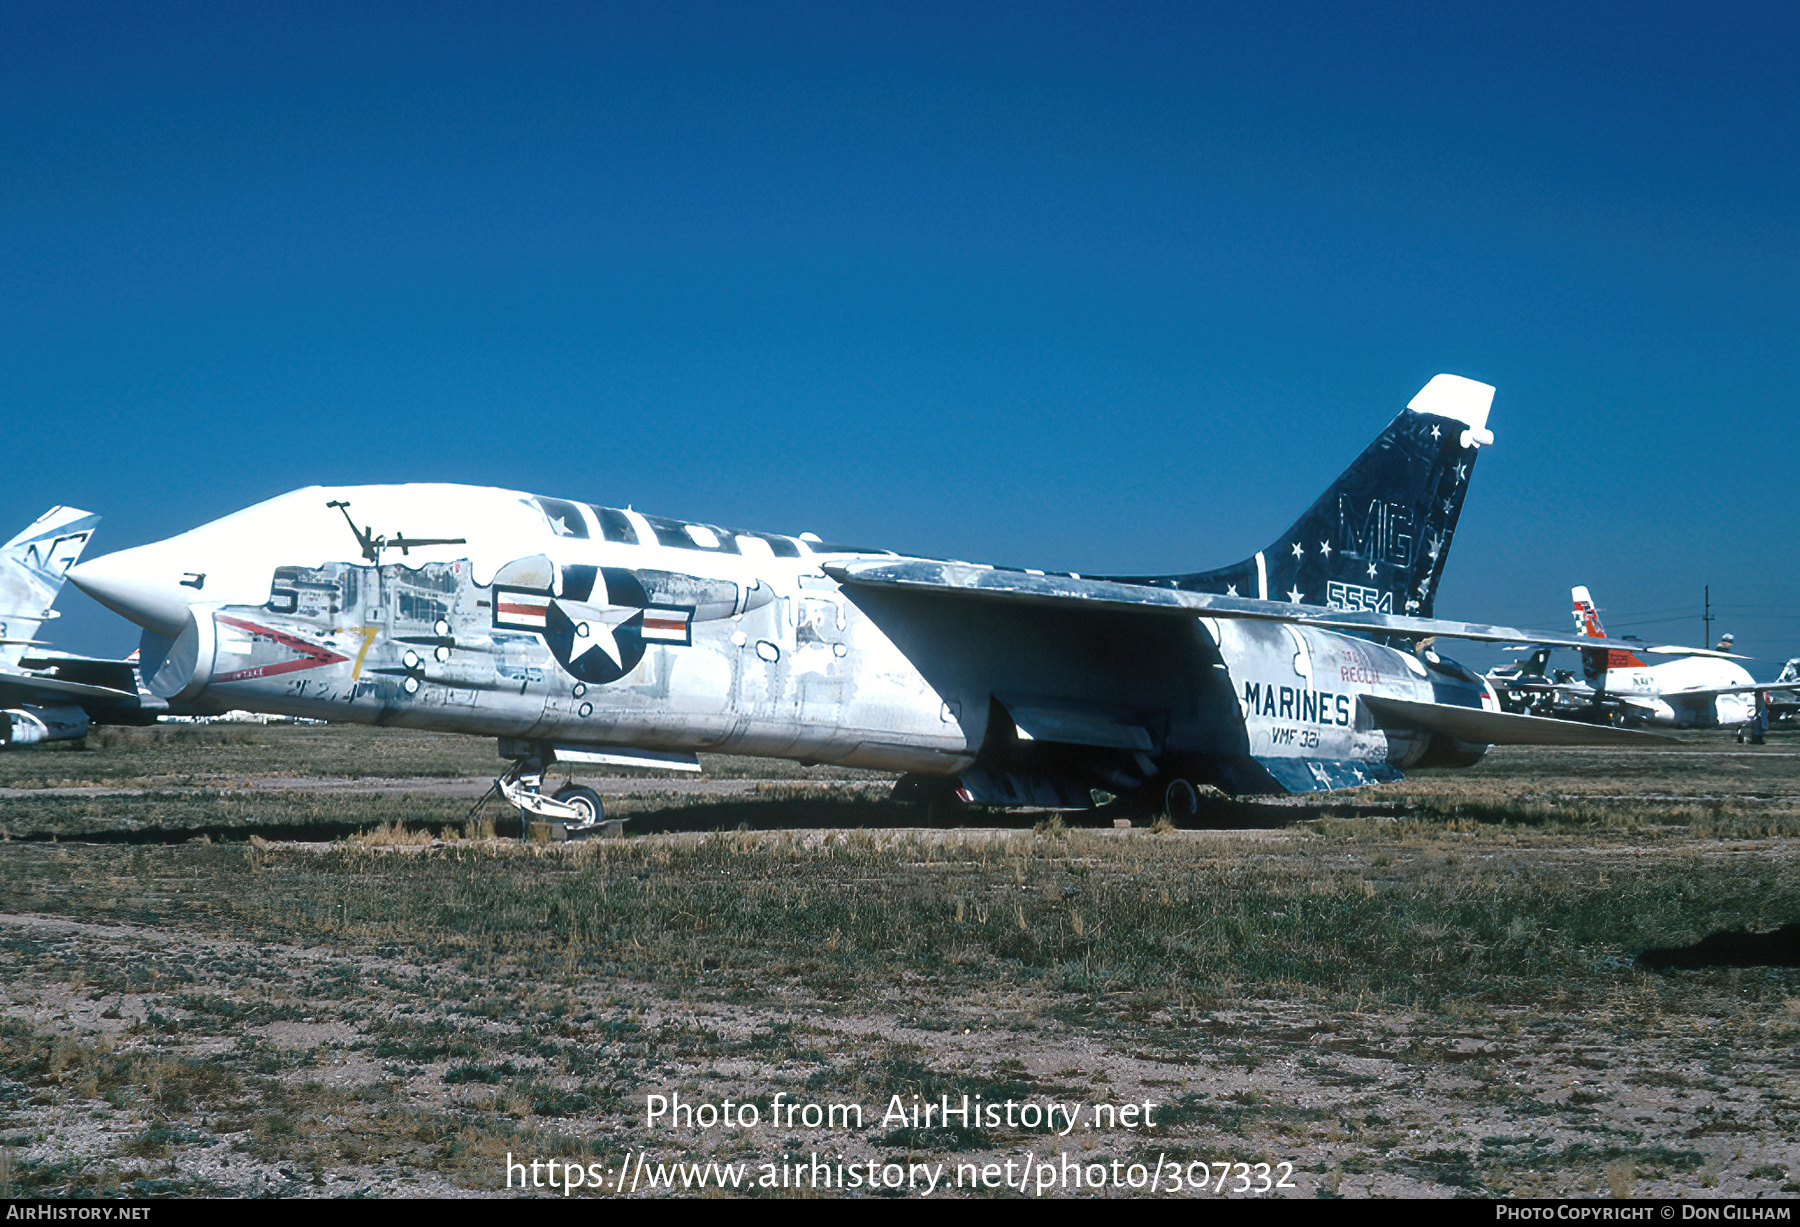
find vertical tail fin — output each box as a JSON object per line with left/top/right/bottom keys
{"left": 1571, "top": 585, "right": 1605, "bottom": 638}
{"left": 1124, "top": 374, "right": 1495, "bottom": 617}
{"left": 1572, "top": 584, "right": 1646, "bottom": 676}
{"left": 1522, "top": 647, "right": 1552, "bottom": 679}
{"left": 0, "top": 507, "right": 101, "bottom": 668}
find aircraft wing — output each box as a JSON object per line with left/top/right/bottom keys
{"left": 0, "top": 669, "right": 138, "bottom": 707}
{"left": 1657, "top": 682, "right": 1800, "bottom": 699}
{"left": 15, "top": 651, "right": 140, "bottom": 693}
{"left": 1360, "top": 696, "right": 1683, "bottom": 746}
{"left": 1508, "top": 679, "right": 1792, "bottom": 702}
{"left": 825, "top": 560, "right": 1721, "bottom": 657}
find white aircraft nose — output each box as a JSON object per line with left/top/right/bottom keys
{"left": 67, "top": 547, "right": 197, "bottom": 639}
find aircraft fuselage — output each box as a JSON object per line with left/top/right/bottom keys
{"left": 70, "top": 483, "right": 1482, "bottom": 800}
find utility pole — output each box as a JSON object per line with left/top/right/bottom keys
{"left": 1703, "top": 585, "right": 1713, "bottom": 650}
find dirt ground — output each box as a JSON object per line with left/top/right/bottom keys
{"left": 1, "top": 727, "right": 1797, "bottom": 1198}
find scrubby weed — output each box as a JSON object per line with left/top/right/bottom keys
{"left": 0, "top": 724, "right": 480, "bottom": 791}
{"left": 1, "top": 730, "right": 1798, "bottom": 1196}
{"left": 0, "top": 792, "right": 477, "bottom": 844}
{"left": 9, "top": 822, "right": 1798, "bottom": 1011}
{"left": 6, "top": 823, "right": 1799, "bottom": 1196}
{"left": 347, "top": 820, "right": 434, "bottom": 848}
{"left": 0, "top": 723, "right": 890, "bottom": 794}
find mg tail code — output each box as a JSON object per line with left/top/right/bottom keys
{"left": 1242, "top": 682, "right": 1353, "bottom": 726}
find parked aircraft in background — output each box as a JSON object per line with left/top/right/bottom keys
{"left": 1485, "top": 648, "right": 1585, "bottom": 718}
{"left": 0, "top": 507, "right": 139, "bottom": 746}
{"left": 1494, "top": 587, "right": 1771, "bottom": 730}
{"left": 1765, "top": 659, "right": 1799, "bottom": 727}
{"left": 67, "top": 375, "right": 1717, "bottom": 829}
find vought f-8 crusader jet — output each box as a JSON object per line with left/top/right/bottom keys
{"left": 68, "top": 375, "right": 1720, "bottom": 830}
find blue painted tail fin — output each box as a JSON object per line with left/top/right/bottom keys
{"left": 1121, "top": 374, "right": 1494, "bottom": 618}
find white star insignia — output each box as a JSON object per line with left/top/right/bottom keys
{"left": 568, "top": 619, "right": 624, "bottom": 670}
{"left": 560, "top": 601, "right": 642, "bottom": 674}
{"left": 1442, "top": 498, "right": 1454, "bottom": 515}
{"left": 1225, "top": 584, "right": 1238, "bottom": 597}
{"left": 550, "top": 515, "right": 573, "bottom": 536}
{"left": 1456, "top": 463, "right": 1466, "bottom": 481}
{"left": 1366, "top": 563, "right": 1377, "bottom": 578}
{"left": 1431, "top": 424, "right": 1441, "bottom": 440}
{"left": 1287, "top": 586, "right": 1304, "bottom": 603}
{"left": 1291, "top": 542, "right": 1304, "bottom": 559}
{"left": 1319, "top": 541, "right": 1331, "bottom": 558}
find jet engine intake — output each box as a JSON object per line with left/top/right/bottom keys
{"left": 139, "top": 608, "right": 219, "bottom": 702}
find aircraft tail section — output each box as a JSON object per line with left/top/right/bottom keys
{"left": 1123, "top": 374, "right": 1494, "bottom": 618}
{"left": 0, "top": 507, "right": 100, "bottom": 669}
{"left": 1572, "top": 585, "right": 1647, "bottom": 672}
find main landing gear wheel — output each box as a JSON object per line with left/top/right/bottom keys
{"left": 1162, "top": 778, "right": 1200, "bottom": 825}
{"left": 553, "top": 783, "right": 604, "bottom": 826}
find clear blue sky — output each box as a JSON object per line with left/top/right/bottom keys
{"left": 4, "top": 1, "right": 1796, "bottom": 671}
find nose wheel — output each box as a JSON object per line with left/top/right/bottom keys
{"left": 552, "top": 783, "right": 604, "bottom": 825}
{"left": 490, "top": 755, "right": 618, "bottom": 838}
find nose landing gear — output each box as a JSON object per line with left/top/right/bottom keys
{"left": 552, "top": 782, "right": 605, "bottom": 824}
{"left": 482, "top": 747, "right": 621, "bottom": 840}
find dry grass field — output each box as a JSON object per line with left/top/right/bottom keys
{"left": 1, "top": 724, "right": 1798, "bottom": 1198}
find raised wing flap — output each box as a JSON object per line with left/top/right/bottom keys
{"left": 1361, "top": 695, "right": 1683, "bottom": 746}
{"left": 825, "top": 560, "right": 1725, "bottom": 658}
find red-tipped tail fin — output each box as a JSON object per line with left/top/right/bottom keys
{"left": 1571, "top": 585, "right": 1647, "bottom": 669}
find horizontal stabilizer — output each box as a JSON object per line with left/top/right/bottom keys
{"left": 1361, "top": 695, "right": 1683, "bottom": 746}
{"left": 827, "top": 561, "right": 1733, "bottom": 657}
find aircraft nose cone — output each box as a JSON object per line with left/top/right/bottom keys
{"left": 67, "top": 548, "right": 196, "bottom": 639}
